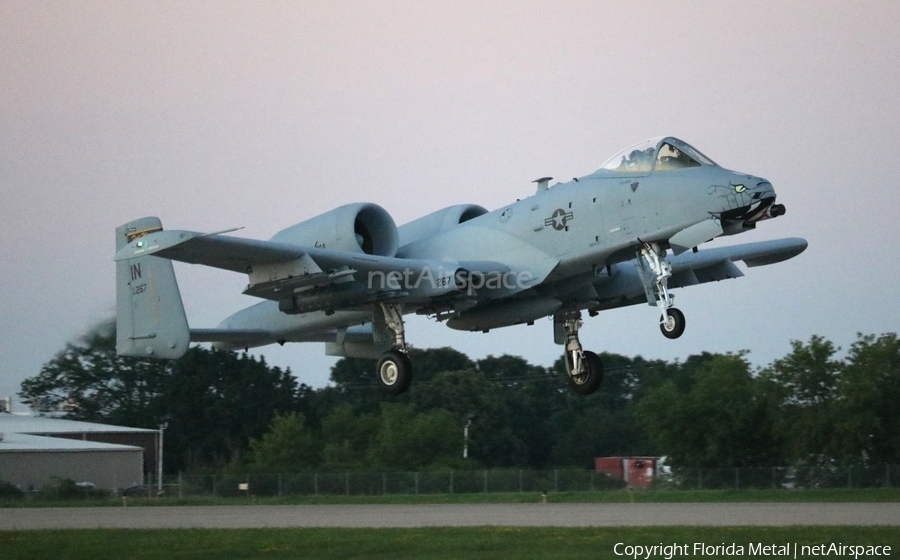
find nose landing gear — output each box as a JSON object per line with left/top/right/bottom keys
{"left": 660, "top": 307, "right": 686, "bottom": 339}
{"left": 639, "top": 242, "right": 686, "bottom": 340}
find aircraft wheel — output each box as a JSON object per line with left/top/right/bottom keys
{"left": 567, "top": 350, "right": 604, "bottom": 395}
{"left": 377, "top": 350, "right": 413, "bottom": 396}
{"left": 660, "top": 308, "right": 686, "bottom": 339}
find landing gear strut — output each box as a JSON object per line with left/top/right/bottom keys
{"left": 376, "top": 303, "right": 413, "bottom": 395}
{"left": 558, "top": 312, "right": 603, "bottom": 395}
{"left": 639, "top": 242, "right": 686, "bottom": 339}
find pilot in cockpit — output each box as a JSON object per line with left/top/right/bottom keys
{"left": 598, "top": 137, "right": 713, "bottom": 175}
{"left": 655, "top": 143, "right": 700, "bottom": 171}
{"left": 617, "top": 148, "right": 655, "bottom": 172}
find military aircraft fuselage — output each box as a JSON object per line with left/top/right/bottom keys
{"left": 213, "top": 138, "right": 785, "bottom": 341}
{"left": 400, "top": 163, "right": 776, "bottom": 286}
{"left": 115, "top": 135, "right": 804, "bottom": 396}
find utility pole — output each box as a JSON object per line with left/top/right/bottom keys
{"left": 157, "top": 422, "right": 168, "bottom": 494}
{"left": 463, "top": 415, "right": 473, "bottom": 459}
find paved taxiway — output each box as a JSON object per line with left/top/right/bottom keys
{"left": 2, "top": 503, "right": 899, "bottom": 530}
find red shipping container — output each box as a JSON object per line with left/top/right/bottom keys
{"left": 594, "top": 456, "right": 659, "bottom": 488}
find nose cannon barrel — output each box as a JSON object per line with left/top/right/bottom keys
{"left": 750, "top": 202, "right": 785, "bottom": 225}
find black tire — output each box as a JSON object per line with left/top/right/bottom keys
{"left": 376, "top": 350, "right": 413, "bottom": 396}
{"left": 660, "top": 308, "right": 686, "bottom": 339}
{"left": 567, "top": 350, "right": 604, "bottom": 395}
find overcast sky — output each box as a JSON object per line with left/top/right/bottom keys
{"left": 2, "top": 1, "right": 899, "bottom": 409}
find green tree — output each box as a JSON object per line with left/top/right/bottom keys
{"left": 759, "top": 336, "right": 843, "bottom": 465}
{"left": 836, "top": 333, "right": 900, "bottom": 464}
{"left": 329, "top": 347, "right": 474, "bottom": 391}
{"left": 410, "top": 368, "right": 528, "bottom": 467}
{"left": 326, "top": 347, "right": 476, "bottom": 414}
{"left": 409, "top": 347, "right": 475, "bottom": 381}
{"left": 545, "top": 352, "right": 658, "bottom": 468}
{"left": 485, "top": 354, "right": 566, "bottom": 468}
{"left": 320, "top": 404, "right": 378, "bottom": 470}
{"left": 637, "top": 353, "right": 781, "bottom": 467}
{"left": 477, "top": 354, "right": 545, "bottom": 383}
{"left": 369, "top": 403, "right": 462, "bottom": 470}
{"left": 20, "top": 321, "right": 302, "bottom": 472}
{"left": 762, "top": 336, "right": 841, "bottom": 405}
{"left": 20, "top": 321, "right": 167, "bottom": 427}
{"left": 163, "top": 348, "right": 300, "bottom": 470}
{"left": 243, "top": 413, "right": 320, "bottom": 471}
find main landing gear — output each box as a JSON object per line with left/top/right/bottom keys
{"left": 558, "top": 312, "right": 604, "bottom": 395}
{"left": 639, "top": 242, "right": 686, "bottom": 340}
{"left": 376, "top": 302, "right": 413, "bottom": 396}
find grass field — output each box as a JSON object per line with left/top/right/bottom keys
{"left": 3, "top": 487, "right": 899, "bottom": 508}
{"left": 1, "top": 526, "right": 897, "bottom": 560}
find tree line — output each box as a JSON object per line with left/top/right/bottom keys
{"left": 19, "top": 322, "right": 900, "bottom": 474}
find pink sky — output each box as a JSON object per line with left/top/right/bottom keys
{"left": 2, "top": 1, "right": 899, "bottom": 406}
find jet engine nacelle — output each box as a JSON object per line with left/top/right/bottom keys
{"left": 398, "top": 204, "right": 489, "bottom": 247}
{"left": 270, "top": 202, "right": 399, "bottom": 257}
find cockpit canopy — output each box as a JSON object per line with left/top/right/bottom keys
{"left": 597, "top": 137, "right": 717, "bottom": 174}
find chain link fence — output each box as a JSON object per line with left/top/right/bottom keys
{"left": 150, "top": 469, "right": 625, "bottom": 498}
{"left": 143, "top": 465, "right": 900, "bottom": 498}
{"left": 657, "top": 464, "right": 900, "bottom": 490}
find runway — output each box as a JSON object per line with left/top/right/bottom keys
{"left": 2, "top": 503, "right": 899, "bottom": 530}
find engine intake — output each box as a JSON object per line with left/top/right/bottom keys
{"left": 270, "top": 203, "right": 399, "bottom": 257}
{"left": 398, "top": 203, "right": 489, "bottom": 247}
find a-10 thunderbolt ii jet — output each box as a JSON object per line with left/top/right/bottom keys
{"left": 115, "top": 136, "right": 806, "bottom": 396}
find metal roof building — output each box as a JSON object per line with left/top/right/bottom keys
{"left": 0, "top": 413, "right": 153, "bottom": 491}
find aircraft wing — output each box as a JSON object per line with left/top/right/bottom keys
{"left": 114, "top": 227, "right": 511, "bottom": 305}
{"left": 590, "top": 237, "right": 807, "bottom": 309}
{"left": 669, "top": 237, "right": 807, "bottom": 286}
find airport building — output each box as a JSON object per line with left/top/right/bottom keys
{"left": 0, "top": 412, "right": 155, "bottom": 491}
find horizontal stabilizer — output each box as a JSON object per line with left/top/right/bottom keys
{"left": 189, "top": 328, "right": 273, "bottom": 344}
{"left": 115, "top": 228, "right": 302, "bottom": 273}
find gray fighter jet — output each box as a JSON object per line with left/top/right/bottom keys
{"left": 115, "top": 136, "right": 806, "bottom": 395}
